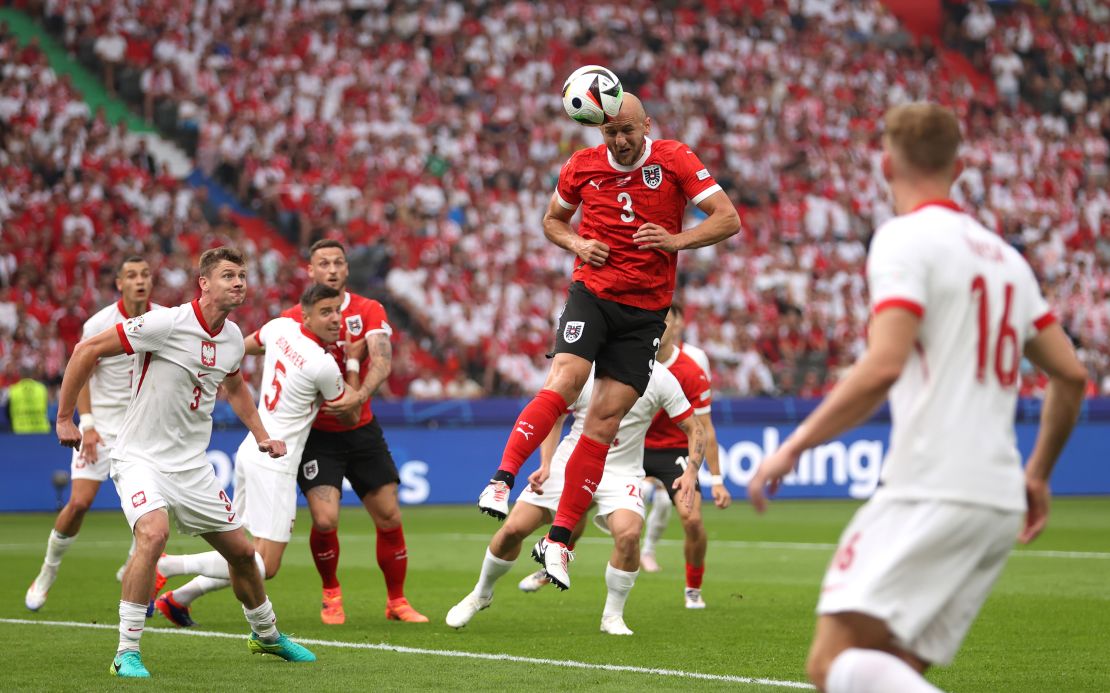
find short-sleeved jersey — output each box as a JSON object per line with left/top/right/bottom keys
{"left": 243, "top": 317, "right": 345, "bottom": 473}
{"left": 644, "top": 344, "right": 712, "bottom": 450}
{"left": 554, "top": 363, "right": 693, "bottom": 477}
{"left": 82, "top": 299, "right": 162, "bottom": 438}
{"left": 281, "top": 291, "right": 392, "bottom": 432}
{"left": 867, "top": 200, "right": 1055, "bottom": 512}
{"left": 555, "top": 137, "right": 723, "bottom": 311}
{"left": 113, "top": 300, "right": 245, "bottom": 472}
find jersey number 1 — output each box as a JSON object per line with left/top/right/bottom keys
{"left": 970, "top": 275, "right": 1019, "bottom": 387}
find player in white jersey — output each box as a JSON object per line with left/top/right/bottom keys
{"left": 25, "top": 257, "right": 157, "bottom": 612}
{"left": 151, "top": 284, "right": 359, "bottom": 626}
{"left": 748, "top": 103, "right": 1086, "bottom": 693}
{"left": 446, "top": 363, "right": 704, "bottom": 634}
{"left": 56, "top": 247, "right": 316, "bottom": 678}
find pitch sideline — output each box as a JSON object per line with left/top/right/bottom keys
{"left": 0, "top": 617, "right": 814, "bottom": 689}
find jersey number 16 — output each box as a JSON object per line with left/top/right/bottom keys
{"left": 970, "top": 275, "right": 1020, "bottom": 388}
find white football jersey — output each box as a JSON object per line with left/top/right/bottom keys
{"left": 238, "top": 317, "right": 344, "bottom": 473}
{"left": 113, "top": 300, "right": 246, "bottom": 473}
{"left": 553, "top": 364, "right": 693, "bottom": 477}
{"left": 680, "top": 341, "right": 713, "bottom": 415}
{"left": 868, "top": 201, "right": 1054, "bottom": 512}
{"left": 82, "top": 300, "right": 163, "bottom": 437}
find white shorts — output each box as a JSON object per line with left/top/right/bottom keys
{"left": 816, "top": 495, "right": 1021, "bottom": 665}
{"left": 517, "top": 465, "right": 646, "bottom": 521}
{"left": 111, "top": 457, "right": 243, "bottom": 536}
{"left": 70, "top": 437, "right": 116, "bottom": 482}
{"left": 233, "top": 453, "right": 297, "bottom": 543}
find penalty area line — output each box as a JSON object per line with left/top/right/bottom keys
{"left": 0, "top": 617, "right": 814, "bottom": 689}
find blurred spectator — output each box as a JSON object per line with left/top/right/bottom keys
{"left": 8, "top": 367, "right": 50, "bottom": 433}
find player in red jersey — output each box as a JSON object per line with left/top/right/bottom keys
{"left": 282, "top": 239, "right": 426, "bottom": 624}
{"left": 477, "top": 93, "right": 741, "bottom": 591}
{"left": 639, "top": 301, "right": 730, "bottom": 608}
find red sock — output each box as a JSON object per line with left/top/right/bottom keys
{"left": 498, "top": 389, "right": 568, "bottom": 476}
{"left": 551, "top": 435, "right": 609, "bottom": 534}
{"left": 376, "top": 525, "right": 408, "bottom": 602}
{"left": 310, "top": 527, "right": 340, "bottom": 590}
{"left": 686, "top": 563, "right": 705, "bottom": 590}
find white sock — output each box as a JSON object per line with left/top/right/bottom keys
{"left": 117, "top": 600, "right": 147, "bottom": 653}
{"left": 602, "top": 563, "right": 639, "bottom": 618}
{"left": 44, "top": 529, "right": 76, "bottom": 567}
{"left": 641, "top": 493, "right": 672, "bottom": 555}
{"left": 474, "top": 548, "right": 514, "bottom": 599}
{"left": 826, "top": 648, "right": 943, "bottom": 693}
{"left": 243, "top": 598, "right": 279, "bottom": 642}
{"left": 172, "top": 575, "right": 231, "bottom": 606}
{"left": 159, "top": 550, "right": 230, "bottom": 579}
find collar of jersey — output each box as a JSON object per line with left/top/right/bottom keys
{"left": 911, "top": 199, "right": 961, "bottom": 213}
{"left": 191, "top": 299, "right": 223, "bottom": 337}
{"left": 299, "top": 324, "right": 328, "bottom": 347}
{"left": 341, "top": 291, "right": 351, "bottom": 311}
{"left": 116, "top": 299, "right": 148, "bottom": 319}
{"left": 606, "top": 136, "right": 653, "bottom": 173}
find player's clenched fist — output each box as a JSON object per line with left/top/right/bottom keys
{"left": 574, "top": 238, "right": 610, "bottom": 267}
{"left": 258, "top": 438, "right": 287, "bottom": 458}
{"left": 633, "top": 223, "right": 680, "bottom": 252}
{"left": 56, "top": 419, "right": 81, "bottom": 449}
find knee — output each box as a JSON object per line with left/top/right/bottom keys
{"left": 68, "top": 497, "right": 93, "bottom": 515}
{"left": 312, "top": 514, "right": 339, "bottom": 533}
{"left": 373, "top": 510, "right": 402, "bottom": 531}
{"left": 264, "top": 564, "right": 280, "bottom": 580}
{"left": 134, "top": 523, "right": 168, "bottom": 552}
{"left": 681, "top": 515, "right": 704, "bottom": 536}
{"left": 612, "top": 529, "right": 640, "bottom": 559}
{"left": 498, "top": 521, "right": 531, "bottom": 546}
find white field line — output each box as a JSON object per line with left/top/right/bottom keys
{"left": 0, "top": 535, "right": 1107, "bottom": 560}
{"left": 0, "top": 618, "right": 813, "bottom": 689}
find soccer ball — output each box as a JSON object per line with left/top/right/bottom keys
{"left": 561, "top": 65, "right": 624, "bottom": 125}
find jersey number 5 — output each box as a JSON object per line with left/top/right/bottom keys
{"left": 970, "top": 275, "right": 1020, "bottom": 387}
{"left": 264, "top": 361, "right": 287, "bottom": 412}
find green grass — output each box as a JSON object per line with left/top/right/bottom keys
{"left": 1, "top": 499, "right": 1108, "bottom": 691}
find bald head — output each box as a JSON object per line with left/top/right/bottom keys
{"left": 612, "top": 92, "right": 646, "bottom": 125}
{"left": 601, "top": 92, "right": 651, "bottom": 166}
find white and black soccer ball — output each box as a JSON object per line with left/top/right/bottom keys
{"left": 561, "top": 65, "right": 624, "bottom": 125}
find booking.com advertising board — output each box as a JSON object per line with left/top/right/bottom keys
{"left": 1, "top": 419, "right": 1108, "bottom": 512}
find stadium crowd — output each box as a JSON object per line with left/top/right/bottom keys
{"left": 4, "top": 0, "right": 1110, "bottom": 402}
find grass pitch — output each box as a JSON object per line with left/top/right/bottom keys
{"left": 1, "top": 498, "right": 1107, "bottom": 691}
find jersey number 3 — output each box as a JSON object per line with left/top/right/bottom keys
{"left": 617, "top": 192, "right": 634, "bottom": 222}
{"left": 970, "top": 275, "right": 1019, "bottom": 387}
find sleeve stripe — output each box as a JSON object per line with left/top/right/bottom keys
{"left": 693, "top": 405, "right": 712, "bottom": 416}
{"left": 1033, "top": 312, "right": 1057, "bottom": 331}
{"left": 873, "top": 298, "right": 925, "bottom": 318}
{"left": 116, "top": 323, "right": 134, "bottom": 355}
{"left": 555, "top": 191, "right": 579, "bottom": 211}
{"left": 691, "top": 183, "right": 723, "bottom": 205}
{"left": 670, "top": 406, "right": 694, "bottom": 424}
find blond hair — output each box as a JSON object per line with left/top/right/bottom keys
{"left": 883, "top": 102, "right": 961, "bottom": 175}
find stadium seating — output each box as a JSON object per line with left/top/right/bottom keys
{"left": 4, "top": 0, "right": 1109, "bottom": 402}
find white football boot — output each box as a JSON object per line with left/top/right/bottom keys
{"left": 445, "top": 591, "right": 492, "bottom": 629}
{"left": 25, "top": 565, "right": 57, "bottom": 611}
{"left": 684, "top": 588, "right": 706, "bottom": 609}
{"left": 600, "top": 614, "right": 634, "bottom": 636}
{"left": 477, "top": 481, "right": 510, "bottom": 520}
{"left": 531, "top": 537, "right": 573, "bottom": 591}
{"left": 517, "top": 570, "right": 550, "bottom": 593}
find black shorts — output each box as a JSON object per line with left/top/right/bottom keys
{"left": 643, "top": 447, "right": 699, "bottom": 502}
{"left": 552, "top": 282, "right": 667, "bottom": 396}
{"left": 297, "top": 417, "right": 400, "bottom": 499}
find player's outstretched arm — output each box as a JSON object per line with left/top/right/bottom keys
{"left": 673, "top": 415, "right": 705, "bottom": 510}
{"left": 529, "top": 414, "right": 567, "bottom": 494}
{"left": 325, "top": 333, "right": 389, "bottom": 423}
{"left": 56, "top": 327, "right": 128, "bottom": 449}
{"left": 748, "top": 306, "right": 919, "bottom": 513}
{"left": 1019, "top": 323, "right": 1087, "bottom": 543}
{"left": 697, "top": 414, "right": 730, "bottom": 508}
{"left": 224, "top": 370, "right": 286, "bottom": 458}
{"left": 243, "top": 331, "right": 264, "bottom": 356}
{"left": 542, "top": 193, "right": 609, "bottom": 267}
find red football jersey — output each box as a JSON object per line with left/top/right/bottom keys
{"left": 281, "top": 291, "right": 393, "bottom": 431}
{"left": 644, "top": 347, "right": 712, "bottom": 450}
{"left": 555, "top": 137, "right": 722, "bottom": 311}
